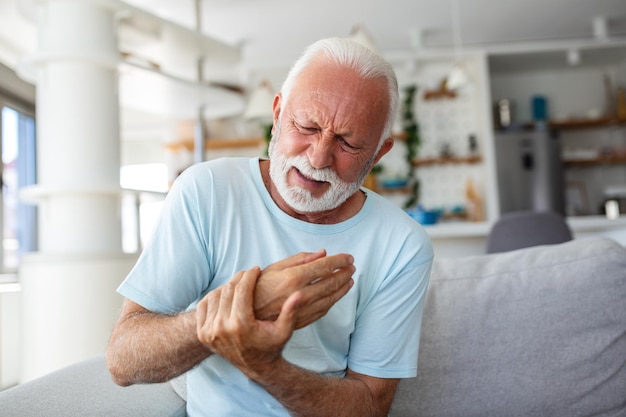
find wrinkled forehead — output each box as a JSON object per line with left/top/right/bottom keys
{"left": 286, "top": 59, "right": 389, "bottom": 119}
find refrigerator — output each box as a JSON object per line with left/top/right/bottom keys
{"left": 494, "top": 128, "right": 565, "bottom": 215}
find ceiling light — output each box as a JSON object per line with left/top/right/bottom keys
{"left": 446, "top": 0, "right": 471, "bottom": 90}
{"left": 447, "top": 63, "right": 471, "bottom": 90}
{"left": 567, "top": 48, "right": 581, "bottom": 66}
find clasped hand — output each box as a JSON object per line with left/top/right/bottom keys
{"left": 195, "top": 250, "right": 354, "bottom": 379}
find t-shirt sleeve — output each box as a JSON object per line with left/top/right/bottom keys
{"left": 117, "top": 167, "right": 213, "bottom": 314}
{"left": 347, "top": 241, "right": 433, "bottom": 379}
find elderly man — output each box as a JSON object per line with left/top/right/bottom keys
{"left": 106, "top": 37, "right": 433, "bottom": 417}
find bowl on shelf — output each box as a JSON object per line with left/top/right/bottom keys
{"left": 380, "top": 178, "right": 409, "bottom": 189}
{"left": 406, "top": 206, "right": 442, "bottom": 225}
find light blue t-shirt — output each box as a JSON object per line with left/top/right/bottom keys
{"left": 118, "top": 157, "right": 433, "bottom": 417}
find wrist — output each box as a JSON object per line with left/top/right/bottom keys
{"left": 245, "top": 354, "right": 289, "bottom": 385}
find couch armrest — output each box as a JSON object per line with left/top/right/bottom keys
{"left": 0, "top": 356, "right": 186, "bottom": 417}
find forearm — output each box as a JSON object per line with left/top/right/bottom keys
{"left": 107, "top": 249, "right": 352, "bottom": 386}
{"left": 106, "top": 306, "right": 211, "bottom": 386}
{"left": 250, "top": 359, "right": 397, "bottom": 417}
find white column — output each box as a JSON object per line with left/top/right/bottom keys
{"left": 18, "top": 0, "right": 137, "bottom": 381}
{"left": 30, "top": 0, "right": 121, "bottom": 253}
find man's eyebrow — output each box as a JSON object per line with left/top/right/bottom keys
{"left": 292, "top": 114, "right": 354, "bottom": 138}
{"left": 295, "top": 114, "right": 318, "bottom": 125}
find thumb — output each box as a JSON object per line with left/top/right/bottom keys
{"left": 274, "top": 291, "right": 302, "bottom": 333}
{"left": 267, "top": 250, "right": 326, "bottom": 271}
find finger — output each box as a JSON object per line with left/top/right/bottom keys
{"left": 196, "top": 297, "right": 207, "bottom": 333}
{"left": 294, "top": 253, "right": 354, "bottom": 283}
{"left": 298, "top": 264, "right": 354, "bottom": 300}
{"left": 206, "top": 271, "right": 244, "bottom": 326}
{"left": 264, "top": 250, "right": 326, "bottom": 272}
{"left": 196, "top": 289, "right": 224, "bottom": 344}
{"left": 233, "top": 266, "right": 261, "bottom": 322}
{"left": 298, "top": 279, "right": 354, "bottom": 328}
{"left": 287, "top": 263, "right": 354, "bottom": 327}
{"left": 218, "top": 283, "right": 234, "bottom": 319}
{"left": 229, "top": 269, "right": 246, "bottom": 285}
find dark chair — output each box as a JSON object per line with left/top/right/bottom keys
{"left": 486, "top": 211, "right": 573, "bottom": 254}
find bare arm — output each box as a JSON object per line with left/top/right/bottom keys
{"left": 106, "top": 300, "right": 209, "bottom": 386}
{"left": 196, "top": 266, "right": 398, "bottom": 416}
{"left": 255, "top": 360, "right": 399, "bottom": 417}
{"left": 106, "top": 250, "right": 355, "bottom": 386}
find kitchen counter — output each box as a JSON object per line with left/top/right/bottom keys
{"left": 421, "top": 215, "right": 626, "bottom": 258}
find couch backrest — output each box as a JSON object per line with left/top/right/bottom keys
{"left": 390, "top": 237, "right": 626, "bottom": 417}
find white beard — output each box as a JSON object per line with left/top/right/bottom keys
{"left": 268, "top": 137, "right": 368, "bottom": 214}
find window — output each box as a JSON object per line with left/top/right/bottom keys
{"left": 0, "top": 103, "right": 36, "bottom": 272}
{"left": 120, "top": 163, "right": 168, "bottom": 253}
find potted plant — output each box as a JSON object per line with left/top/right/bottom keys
{"left": 402, "top": 85, "right": 420, "bottom": 209}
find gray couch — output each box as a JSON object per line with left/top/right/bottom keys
{"left": 1, "top": 237, "right": 625, "bottom": 416}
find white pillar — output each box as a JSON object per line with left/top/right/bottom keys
{"left": 31, "top": 0, "right": 121, "bottom": 253}
{"left": 19, "top": 252, "right": 137, "bottom": 381}
{"left": 18, "top": 0, "right": 136, "bottom": 381}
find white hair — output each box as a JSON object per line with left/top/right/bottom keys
{"left": 279, "top": 37, "right": 399, "bottom": 148}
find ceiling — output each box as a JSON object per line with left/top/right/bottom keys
{"left": 129, "top": 0, "right": 626, "bottom": 68}
{"left": 1, "top": 0, "right": 626, "bottom": 79}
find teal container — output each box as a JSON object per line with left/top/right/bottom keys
{"left": 531, "top": 95, "right": 548, "bottom": 121}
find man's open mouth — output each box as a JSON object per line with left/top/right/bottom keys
{"left": 294, "top": 167, "right": 328, "bottom": 186}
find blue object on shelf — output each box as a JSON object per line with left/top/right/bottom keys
{"left": 531, "top": 95, "right": 548, "bottom": 121}
{"left": 380, "top": 178, "right": 409, "bottom": 189}
{"left": 406, "top": 206, "right": 441, "bottom": 225}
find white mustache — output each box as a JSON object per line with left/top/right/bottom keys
{"left": 290, "top": 156, "right": 340, "bottom": 184}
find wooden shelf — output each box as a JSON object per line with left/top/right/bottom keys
{"left": 165, "top": 138, "right": 264, "bottom": 151}
{"left": 378, "top": 186, "right": 412, "bottom": 194}
{"left": 563, "top": 154, "right": 626, "bottom": 167}
{"left": 392, "top": 132, "right": 407, "bottom": 141}
{"left": 412, "top": 155, "right": 482, "bottom": 167}
{"left": 423, "top": 89, "right": 457, "bottom": 100}
{"left": 206, "top": 138, "right": 264, "bottom": 149}
{"left": 497, "top": 118, "right": 626, "bottom": 132}
{"left": 550, "top": 117, "right": 625, "bottom": 130}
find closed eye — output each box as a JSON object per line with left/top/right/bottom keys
{"left": 337, "top": 136, "right": 360, "bottom": 152}
{"left": 294, "top": 121, "right": 318, "bottom": 134}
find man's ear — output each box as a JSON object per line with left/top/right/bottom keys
{"left": 373, "top": 137, "right": 394, "bottom": 165}
{"left": 271, "top": 93, "right": 282, "bottom": 132}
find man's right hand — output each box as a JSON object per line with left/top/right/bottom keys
{"left": 253, "top": 250, "right": 355, "bottom": 329}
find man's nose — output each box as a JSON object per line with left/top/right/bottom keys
{"left": 306, "top": 137, "right": 334, "bottom": 169}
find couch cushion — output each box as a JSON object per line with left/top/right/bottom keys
{"left": 0, "top": 356, "right": 187, "bottom": 417}
{"left": 390, "top": 237, "right": 626, "bottom": 417}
